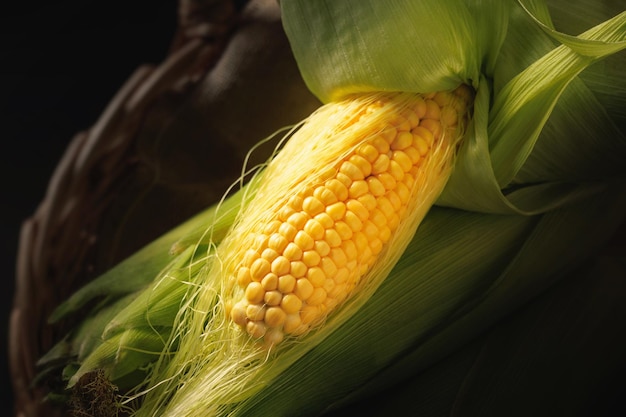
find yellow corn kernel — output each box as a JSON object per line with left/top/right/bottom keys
{"left": 278, "top": 274, "right": 296, "bottom": 293}
{"left": 264, "top": 328, "right": 284, "bottom": 346}
{"left": 263, "top": 220, "right": 281, "bottom": 235}
{"left": 388, "top": 160, "right": 405, "bottom": 181}
{"left": 246, "top": 304, "right": 265, "bottom": 321}
{"left": 283, "top": 314, "right": 303, "bottom": 333}
{"left": 387, "top": 190, "right": 402, "bottom": 211}
{"left": 340, "top": 160, "right": 365, "bottom": 181}
{"left": 303, "top": 196, "right": 325, "bottom": 216}
{"left": 261, "top": 273, "right": 278, "bottom": 291}
{"left": 404, "top": 146, "right": 421, "bottom": 165}
{"left": 281, "top": 294, "right": 302, "bottom": 314}
{"left": 420, "top": 118, "right": 442, "bottom": 141}
{"left": 323, "top": 278, "right": 336, "bottom": 293}
{"left": 414, "top": 136, "right": 430, "bottom": 156}
{"left": 245, "top": 282, "right": 265, "bottom": 304}
{"left": 371, "top": 153, "right": 390, "bottom": 175}
{"left": 320, "top": 257, "right": 338, "bottom": 277}
{"left": 356, "top": 143, "right": 379, "bottom": 163}
{"left": 404, "top": 109, "right": 421, "bottom": 129}
{"left": 271, "top": 256, "right": 291, "bottom": 276}
{"left": 283, "top": 242, "right": 303, "bottom": 261}
{"left": 391, "top": 131, "right": 413, "bottom": 150}
{"left": 440, "top": 105, "right": 458, "bottom": 126}
{"left": 349, "top": 154, "right": 372, "bottom": 177}
{"left": 287, "top": 194, "right": 304, "bottom": 211}
{"left": 261, "top": 248, "right": 279, "bottom": 263}
{"left": 265, "top": 307, "right": 287, "bottom": 327}
{"left": 367, "top": 176, "right": 386, "bottom": 197}
{"left": 313, "top": 186, "right": 337, "bottom": 206}
{"left": 307, "top": 267, "right": 326, "bottom": 287}
{"left": 344, "top": 210, "right": 363, "bottom": 232}
{"left": 279, "top": 222, "right": 298, "bottom": 241}
{"left": 324, "top": 229, "right": 343, "bottom": 248}
{"left": 250, "top": 258, "right": 271, "bottom": 281}
{"left": 314, "top": 212, "right": 335, "bottom": 229}
{"left": 278, "top": 205, "right": 296, "bottom": 222}
{"left": 369, "top": 208, "right": 387, "bottom": 228}
{"left": 247, "top": 321, "right": 266, "bottom": 339}
{"left": 243, "top": 249, "right": 260, "bottom": 266}
{"left": 264, "top": 290, "right": 283, "bottom": 306}
{"left": 371, "top": 136, "right": 390, "bottom": 154}
{"left": 335, "top": 221, "right": 353, "bottom": 241}
{"left": 302, "top": 250, "right": 321, "bottom": 267}
{"left": 326, "top": 201, "right": 346, "bottom": 221}
{"left": 300, "top": 305, "right": 321, "bottom": 325}
{"left": 290, "top": 261, "right": 307, "bottom": 278}
{"left": 346, "top": 199, "right": 369, "bottom": 221}
{"left": 329, "top": 248, "right": 347, "bottom": 269}
{"left": 314, "top": 240, "right": 331, "bottom": 257}
{"left": 377, "top": 172, "right": 397, "bottom": 190}
{"left": 294, "top": 278, "right": 314, "bottom": 300}
{"left": 230, "top": 302, "right": 247, "bottom": 326}
{"left": 392, "top": 150, "right": 413, "bottom": 172}
{"left": 287, "top": 212, "right": 309, "bottom": 229}
{"left": 357, "top": 194, "right": 377, "bottom": 211}
{"left": 342, "top": 240, "right": 357, "bottom": 262}
{"left": 304, "top": 218, "right": 325, "bottom": 240}
{"left": 325, "top": 178, "right": 349, "bottom": 201}
{"left": 348, "top": 180, "right": 369, "bottom": 198}
{"left": 395, "top": 182, "right": 411, "bottom": 204}
{"left": 237, "top": 267, "right": 252, "bottom": 287}
{"left": 307, "top": 288, "right": 327, "bottom": 306}
{"left": 268, "top": 233, "right": 289, "bottom": 253}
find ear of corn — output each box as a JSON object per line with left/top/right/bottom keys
{"left": 36, "top": 0, "right": 626, "bottom": 415}
{"left": 225, "top": 88, "right": 472, "bottom": 346}
{"left": 130, "top": 87, "right": 472, "bottom": 416}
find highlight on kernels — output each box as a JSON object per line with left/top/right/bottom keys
{"left": 224, "top": 85, "right": 473, "bottom": 346}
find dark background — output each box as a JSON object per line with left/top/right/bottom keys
{"left": 1, "top": 1, "right": 178, "bottom": 412}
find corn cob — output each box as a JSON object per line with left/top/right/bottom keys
{"left": 129, "top": 86, "right": 473, "bottom": 416}
{"left": 222, "top": 86, "right": 472, "bottom": 346}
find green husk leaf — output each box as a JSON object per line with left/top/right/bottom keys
{"left": 324, "top": 249, "right": 626, "bottom": 417}
{"left": 521, "top": 0, "right": 626, "bottom": 56}
{"left": 36, "top": 292, "right": 142, "bottom": 390}
{"left": 562, "top": 2, "right": 626, "bottom": 130}
{"left": 69, "top": 327, "right": 168, "bottom": 389}
{"left": 513, "top": 74, "right": 626, "bottom": 184}
{"left": 280, "top": 0, "right": 504, "bottom": 101}
{"left": 101, "top": 245, "right": 206, "bottom": 337}
{"left": 438, "top": 2, "right": 626, "bottom": 213}
{"left": 488, "top": 6, "right": 626, "bottom": 187}
{"left": 46, "top": 182, "right": 260, "bottom": 390}
{"left": 49, "top": 186, "right": 246, "bottom": 323}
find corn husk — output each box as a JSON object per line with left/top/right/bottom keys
{"left": 325, "top": 239, "right": 626, "bottom": 416}
{"left": 37, "top": 0, "right": 626, "bottom": 415}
